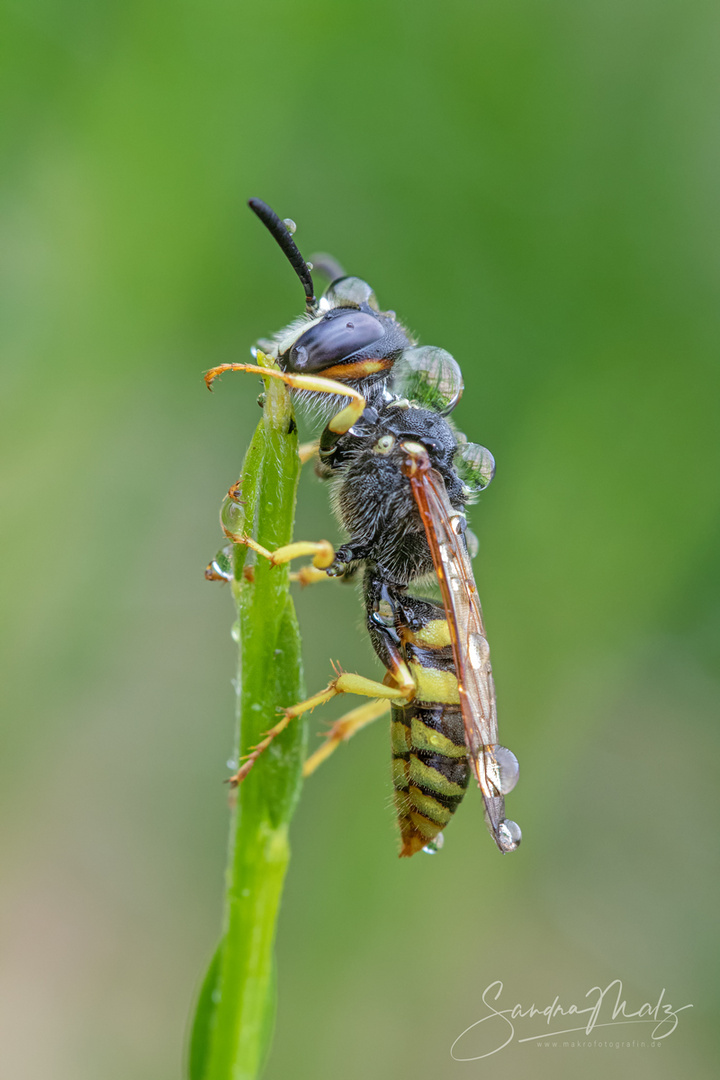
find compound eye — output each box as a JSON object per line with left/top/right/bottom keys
{"left": 288, "top": 310, "right": 385, "bottom": 373}
{"left": 321, "top": 276, "right": 380, "bottom": 312}
{"left": 392, "top": 346, "right": 464, "bottom": 415}
{"left": 373, "top": 434, "right": 396, "bottom": 454}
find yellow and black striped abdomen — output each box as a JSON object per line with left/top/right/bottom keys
{"left": 391, "top": 624, "right": 470, "bottom": 857}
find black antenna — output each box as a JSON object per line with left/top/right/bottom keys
{"left": 248, "top": 198, "right": 317, "bottom": 314}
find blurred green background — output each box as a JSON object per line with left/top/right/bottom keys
{"left": 2, "top": 1, "right": 718, "bottom": 1077}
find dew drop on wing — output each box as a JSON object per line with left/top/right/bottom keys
{"left": 465, "top": 527, "right": 479, "bottom": 559}
{"left": 449, "top": 513, "right": 467, "bottom": 536}
{"left": 467, "top": 632, "right": 490, "bottom": 669}
{"left": 449, "top": 568, "right": 463, "bottom": 593}
{"left": 497, "top": 819, "right": 522, "bottom": 852}
{"left": 494, "top": 745, "right": 520, "bottom": 794}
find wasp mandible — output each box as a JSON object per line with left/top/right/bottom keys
{"left": 206, "top": 199, "right": 521, "bottom": 856}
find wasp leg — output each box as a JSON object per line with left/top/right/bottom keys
{"left": 289, "top": 566, "right": 333, "bottom": 586}
{"left": 229, "top": 668, "right": 413, "bottom": 785}
{"left": 205, "top": 563, "right": 324, "bottom": 587}
{"left": 298, "top": 439, "right": 319, "bottom": 464}
{"left": 303, "top": 698, "right": 391, "bottom": 777}
{"left": 231, "top": 536, "right": 337, "bottom": 590}
{"left": 205, "top": 355, "right": 366, "bottom": 436}
{"left": 230, "top": 534, "right": 342, "bottom": 586}
{"left": 285, "top": 670, "right": 413, "bottom": 723}
{"left": 227, "top": 711, "right": 298, "bottom": 786}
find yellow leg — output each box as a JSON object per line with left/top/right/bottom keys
{"left": 231, "top": 534, "right": 336, "bottom": 579}
{"left": 204, "top": 354, "right": 367, "bottom": 435}
{"left": 298, "top": 439, "right": 319, "bottom": 464}
{"left": 283, "top": 670, "right": 410, "bottom": 722}
{"left": 228, "top": 668, "right": 413, "bottom": 786}
{"left": 227, "top": 712, "right": 296, "bottom": 785}
{"left": 303, "top": 698, "right": 391, "bottom": 777}
{"left": 211, "top": 562, "right": 346, "bottom": 587}
{"left": 289, "top": 566, "right": 332, "bottom": 586}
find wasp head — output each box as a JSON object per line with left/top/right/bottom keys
{"left": 249, "top": 200, "right": 411, "bottom": 404}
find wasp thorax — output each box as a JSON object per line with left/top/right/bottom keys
{"left": 287, "top": 309, "right": 385, "bottom": 373}
{"left": 320, "top": 276, "right": 380, "bottom": 312}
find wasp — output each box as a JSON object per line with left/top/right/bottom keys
{"left": 206, "top": 199, "right": 521, "bottom": 856}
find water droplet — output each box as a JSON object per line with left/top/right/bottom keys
{"left": 497, "top": 819, "right": 522, "bottom": 852}
{"left": 371, "top": 599, "right": 395, "bottom": 628}
{"left": 422, "top": 832, "right": 444, "bottom": 854}
{"left": 494, "top": 745, "right": 520, "bottom": 794}
{"left": 221, "top": 495, "right": 245, "bottom": 538}
{"left": 467, "top": 632, "right": 490, "bottom": 670}
{"left": 282, "top": 217, "right": 297, "bottom": 235}
{"left": 392, "top": 346, "right": 463, "bottom": 415}
{"left": 322, "top": 276, "right": 379, "bottom": 311}
{"left": 206, "top": 561, "right": 228, "bottom": 583}
{"left": 449, "top": 513, "right": 467, "bottom": 536}
{"left": 226, "top": 757, "right": 238, "bottom": 770}
{"left": 251, "top": 702, "right": 262, "bottom": 712}
{"left": 230, "top": 622, "right": 240, "bottom": 643}
{"left": 206, "top": 545, "right": 234, "bottom": 582}
{"left": 455, "top": 443, "right": 495, "bottom": 501}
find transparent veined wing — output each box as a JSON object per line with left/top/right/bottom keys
{"left": 402, "top": 445, "right": 522, "bottom": 853}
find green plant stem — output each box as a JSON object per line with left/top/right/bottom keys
{"left": 196, "top": 364, "right": 305, "bottom": 1080}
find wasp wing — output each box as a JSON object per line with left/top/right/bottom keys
{"left": 405, "top": 453, "right": 519, "bottom": 851}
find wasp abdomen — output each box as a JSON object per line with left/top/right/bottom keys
{"left": 364, "top": 585, "right": 474, "bottom": 857}
{"left": 391, "top": 701, "right": 470, "bottom": 858}
{"left": 390, "top": 604, "right": 471, "bottom": 857}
